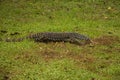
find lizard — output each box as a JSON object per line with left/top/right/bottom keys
{"left": 0, "top": 32, "right": 92, "bottom": 45}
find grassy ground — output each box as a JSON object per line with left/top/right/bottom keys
{"left": 0, "top": 0, "right": 120, "bottom": 80}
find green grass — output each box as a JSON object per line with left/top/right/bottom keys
{"left": 0, "top": 0, "right": 120, "bottom": 80}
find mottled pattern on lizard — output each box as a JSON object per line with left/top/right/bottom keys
{"left": 1, "top": 32, "right": 92, "bottom": 45}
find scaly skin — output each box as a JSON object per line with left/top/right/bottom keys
{"left": 2, "top": 32, "right": 92, "bottom": 45}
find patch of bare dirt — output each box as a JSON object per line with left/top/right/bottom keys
{"left": 40, "top": 48, "right": 63, "bottom": 62}
{"left": 38, "top": 46, "right": 95, "bottom": 64}
{"left": 102, "top": 46, "right": 120, "bottom": 53}
{"left": 92, "top": 35, "right": 120, "bottom": 45}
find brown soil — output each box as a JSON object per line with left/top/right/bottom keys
{"left": 92, "top": 35, "right": 120, "bottom": 45}
{"left": 40, "top": 48, "right": 62, "bottom": 62}
{"left": 39, "top": 46, "right": 95, "bottom": 63}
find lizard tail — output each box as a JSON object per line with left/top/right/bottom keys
{"left": 4, "top": 37, "right": 25, "bottom": 42}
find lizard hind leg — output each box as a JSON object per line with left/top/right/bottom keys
{"left": 69, "top": 38, "right": 87, "bottom": 45}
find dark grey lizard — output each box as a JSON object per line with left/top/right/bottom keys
{"left": 1, "top": 32, "right": 92, "bottom": 45}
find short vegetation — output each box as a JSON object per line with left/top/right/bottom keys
{"left": 0, "top": 0, "right": 120, "bottom": 80}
